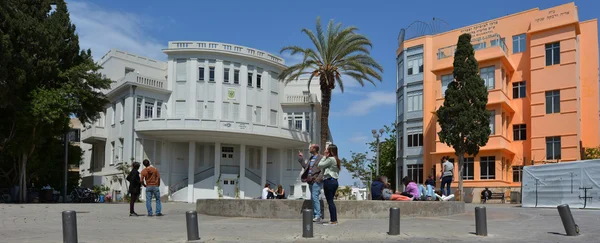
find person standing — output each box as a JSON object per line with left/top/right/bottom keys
{"left": 126, "top": 162, "right": 141, "bottom": 216}
{"left": 440, "top": 156, "right": 454, "bottom": 196}
{"left": 318, "top": 144, "right": 341, "bottom": 226}
{"left": 141, "top": 159, "right": 162, "bottom": 216}
{"left": 298, "top": 144, "right": 323, "bottom": 222}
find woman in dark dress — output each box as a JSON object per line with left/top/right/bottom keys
{"left": 126, "top": 162, "right": 141, "bottom": 216}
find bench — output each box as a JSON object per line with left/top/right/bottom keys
{"left": 481, "top": 192, "right": 505, "bottom": 204}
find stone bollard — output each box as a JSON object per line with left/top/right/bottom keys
{"left": 388, "top": 207, "right": 400, "bottom": 235}
{"left": 62, "top": 211, "right": 78, "bottom": 243}
{"left": 302, "top": 209, "right": 313, "bottom": 238}
{"left": 557, "top": 204, "right": 579, "bottom": 236}
{"left": 475, "top": 207, "right": 487, "bottom": 236}
{"left": 186, "top": 211, "right": 200, "bottom": 241}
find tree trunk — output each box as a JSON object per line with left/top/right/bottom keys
{"left": 457, "top": 153, "right": 464, "bottom": 201}
{"left": 320, "top": 77, "right": 332, "bottom": 150}
{"left": 19, "top": 153, "right": 28, "bottom": 203}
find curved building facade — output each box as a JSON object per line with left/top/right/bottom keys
{"left": 80, "top": 41, "right": 331, "bottom": 202}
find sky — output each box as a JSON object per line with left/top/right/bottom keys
{"left": 66, "top": 0, "right": 599, "bottom": 186}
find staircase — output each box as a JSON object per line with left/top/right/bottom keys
{"left": 168, "top": 166, "right": 215, "bottom": 195}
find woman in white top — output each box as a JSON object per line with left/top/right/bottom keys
{"left": 318, "top": 144, "right": 341, "bottom": 225}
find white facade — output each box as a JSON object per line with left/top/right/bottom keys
{"left": 80, "top": 42, "right": 330, "bottom": 202}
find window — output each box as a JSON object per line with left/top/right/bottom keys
{"left": 472, "top": 42, "right": 486, "bottom": 50}
{"left": 512, "top": 166, "right": 523, "bottom": 182}
{"left": 512, "top": 34, "right": 526, "bottom": 53}
{"left": 406, "top": 54, "right": 423, "bottom": 75}
{"left": 480, "top": 66, "right": 495, "bottom": 90}
{"left": 513, "top": 81, "right": 526, "bottom": 99}
{"left": 234, "top": 70, "right": 240, "bottom": 84}
{"left": 110, "top": 141, "right": 115, "bottom": 165}
{"left": 223, "top": 68, "right": 230, "bottom": 83}
{"left": 489, "top": 110, "right": 495, "bottom": 135}
{"left": 247, "top": 72, "right": 253, "bottom": 87}
{"left": 256, "top": 106, "right": 262, "bottom": 123}
{"left": 397, "top": 94, "right": 403, "bottom": 116}
{"left": 545, "top": 90, "right": 560, "bottom": 114}
{"left": 271, "top": 72, "right": 279, "bottom": 91}
{"left": 545, "top": 42, "right": 560, "bottom": 66}
{"left": 441, "top": 74, "right": 453, "bottom": 97}
{"left": 513, "top": 124, "right": 526, "bottom": 141}
{"left": 546, "top": 136, "right": 561, "bottom": 160}
{"left": 198, "top": 67, "right": 205, "bottom": 81}
{"left": 246, "top": 105, "right": 252, "bottom": 121}
{"left": 233, "top": 103, "right": 240, "bottom": 120}
{"left": 462, "top": 157, "right": 474, "bottom": 180}
{"left": 257, "top": 74, "right": 262, "bottom": 88}
{"left": 144, "top": 99, "right": 154, "bottom": 118}
{"left": 407, "top": 164, "right": 424, "bottom": 184}
{"left": 68, "top": 128, "right": 81, "bottom": 142}
{"left": 407, "top": 90, "right": 423, "bottom": 112}
{"left": 209, "top": 67, "right": 215, "bottom": 82}
{"left": 397, "top": 60, "right": 404, "bottom": 82}
{"left": 111, "top": 103, "right": 116, "bottom": 125}
{"left": 305, "top": 113, "right": 310, "bottom": 132}
{"left": 407, "top": 133, "right": 423, "bottom": 147}
{"left": 287, "top": 114, "right": 293, "bottom": 129}
{"left": 176, "top": 59, "right": 186, "bottom": 81}
{"left": 136, "top": 97, "right": 142, "bottom": 119}
{"left": 295, "top": 114, "right": 302, "bottom": 130}
{"left": 222, "top": 102, "right": 230, "bottom": 120}
{"left": 175, "top": 101, "right": 186, "bottom": 118}
{"left": 156, "top": 101, "right": 162, "bottom": 118}
{"left": 480, "top": 156, "right": 496, "bottom": 180}
{"left": 221, "top": 147, "right": 234, "bottom": 159}
{"left": 270, "top": 110, "right": 277, "bottom": 126}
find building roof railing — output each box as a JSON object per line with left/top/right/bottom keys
{"left": 165, "top": 41, "right": 285, "bottom": 66}
{"left": 437, "top": 35, "right": 510, "bottom": 60}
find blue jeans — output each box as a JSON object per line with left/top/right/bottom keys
{"left": 426, "top": 185, "right": 434, "bottom": 197}
{"left": 308, "top": 182, "right": 322, "bottom": 219}
{"left": 323, "top": 179, "right": 338, "bottom": 222}
{"left": 441, "top": 176, "right": 452, "bottom": 196}
{"left": 145, "top": 186, "right": 162, "bottom": 215}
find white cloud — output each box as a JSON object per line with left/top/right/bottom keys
{"left": 280, "top": 52, "right": 305, "bottom": 66}
{"left": 68, "top": 1, "right": 164, "bottom": 61}
{"left": 348, "top": 133, "right": 369, "bottom": 144}
{"left": 337, "top": 91, "right": 396, "bottom": 116}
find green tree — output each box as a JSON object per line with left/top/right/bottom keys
{"left": 583, "top": 147, "right": 600, "bottom": 159}
{"left": 0, "top": 0, "right": 110, "bottom": 202}
{"left": 341, "top": 152, "right": 373, "bottom": 188}
{"left": 436, "top": 33, "right": 491, "bottom": 200}
{"left": 367, "top": 123, "right": 397, "bottom": 190}
{"left": 278, "top": 17, "right": 383, "bottom": 148}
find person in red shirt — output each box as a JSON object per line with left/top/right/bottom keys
{"left": 141, "top": 159, "right": 162, "bottom": 216}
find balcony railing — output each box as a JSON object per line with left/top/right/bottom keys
{"left": 167, "top": 41, "right": 285, "bottom": 65}
{"left": 110, "top": 72, "right": 166, "bottom": 91}
{"left": 437, "top": 35, "right": 509, "bottom": 60}
{"left": 283, "top": 94, "right": 318, "bottom": 104}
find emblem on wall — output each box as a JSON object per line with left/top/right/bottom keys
{"left": 227, "top": 88, "right": 236, "bottom": 100}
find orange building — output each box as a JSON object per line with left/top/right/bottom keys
{"left": 395, "top": 2, "right": 599, "bottom": 202}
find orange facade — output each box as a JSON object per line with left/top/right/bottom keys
{"left": 398, "top": 2, "right": 599, "bottom": 190}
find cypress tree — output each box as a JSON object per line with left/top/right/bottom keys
{"left": 436, "top": 33, "right": 491, "bottom": 200}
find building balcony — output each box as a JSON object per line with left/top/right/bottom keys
{"left": 81, "top": 125, "right": 106, "bottom": 144}
{"left": 135, "top": 118, "right": 311, "bottom": 148}
{"left": 281, "top": 94, "right": 319, "bottom": 106}
{"left": 432, "top": 135, "right": 515, "bottom": 155}
{"left": 432, "top": 35, "right": 516, "bottom": 72}
{"left": 106, "top": 72, "right": 168, "bottom": 95}
{"left": 487, "top": 89, "right": 515, "bottom": 113}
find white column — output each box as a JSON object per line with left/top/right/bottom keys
{"left": 166, "top": 142, "right": 172, "bottom": 196}
{"left": 239, "top": 144, "right": 246, "bottom": 199}
{"left": 187, "top": 141, "right": 196, "bottom": 203}
{"left": 166, "top": 59, "right": 175, "bottom": 117}
{"left": 189, "top": 58, "right": 198, "bottom": 117}
{"left": 279, "top": 148, "right": 285, "bottom": 186}
{"left": 204, "top": 144, "right": 210, "bottom": 168}
{"left": 240, "top": 64, "right": 248, "bottom": 122}
{"left": 214, "top": 142, "right": 221, "bottom": 197}
{"left": 261, "top": 146, "right": 267, "bottom": 186}
{"left": 215, "top": 60, "right": 223, "bottom": 120}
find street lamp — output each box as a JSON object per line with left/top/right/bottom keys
{"left": 372, "top": 128, "right": 384, "bottom": 176}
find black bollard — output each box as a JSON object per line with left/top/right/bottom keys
{"left": 388, "top": 207, "right": 400, "bottom": 235}
{"left": 186, "top": 211, "right": 200, "bottom": 241}
{"left": 302, "top": 209, "right": 313, "bottom": 238}
{"left": 475, "top": 207, "right": 487, "bottom": 236}
{"left": 62, "top": 210, "right": 78, "bottom": 243}
{"left": 557, "top": 204, "right": 579, "bottom": 236}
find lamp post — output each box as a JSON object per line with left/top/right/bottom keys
{"left": 372, "top": 128, "right": 384, "bottom": 176}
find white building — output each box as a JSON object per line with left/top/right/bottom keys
{"left": 80, "top": 41, "right": 332, "bottom": 202}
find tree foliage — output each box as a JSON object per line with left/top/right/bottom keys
{"left": 436, "top": 33, "right": 491, "bottom": 200}
{"left": 366, "top": 123, "right": 397, "bottom": 190}
{"left": 278, "top": 17, "right": 383, "bottom": 148}
{"left": 583, "top": 147, "right": 600, "bottom": 160}
{"left": 341, "top": 152, "right": 373, "bottom": 188}
{"left": 0, "top": 0, "right": 111, "bottom": 202}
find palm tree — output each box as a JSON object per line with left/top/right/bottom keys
{"left": 279, "top": 17, "right": 383, "bottom": 148}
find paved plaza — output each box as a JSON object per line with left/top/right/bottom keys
{"left": 1, "top": 202, "right": 599, "bottom": 242}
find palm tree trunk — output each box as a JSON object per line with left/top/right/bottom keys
{"left": 320, "top": 77, "right": 332, "bottom": 150}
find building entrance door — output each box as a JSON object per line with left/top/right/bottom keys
{"left": 221, "top": 179, "right": 237, "bottom": 198}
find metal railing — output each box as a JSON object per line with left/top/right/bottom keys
{"left": 220, "top": 165, "right": 240, "bottom": 175}
{"left": 437, "top": 35, "right": 509, "bottom": 59}
{"left": 245, "top": 168, "right": 262, "bottom": 186}
{"left": 169, "top": 166, "right": 215, "bottom": 195}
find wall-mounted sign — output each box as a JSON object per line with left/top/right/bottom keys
{"left": 227, "top": 88, "right": 236, "bottom": 100}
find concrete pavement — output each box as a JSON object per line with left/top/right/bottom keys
{"left": 1, "top": 202, "right": 599, "bottom": 242}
